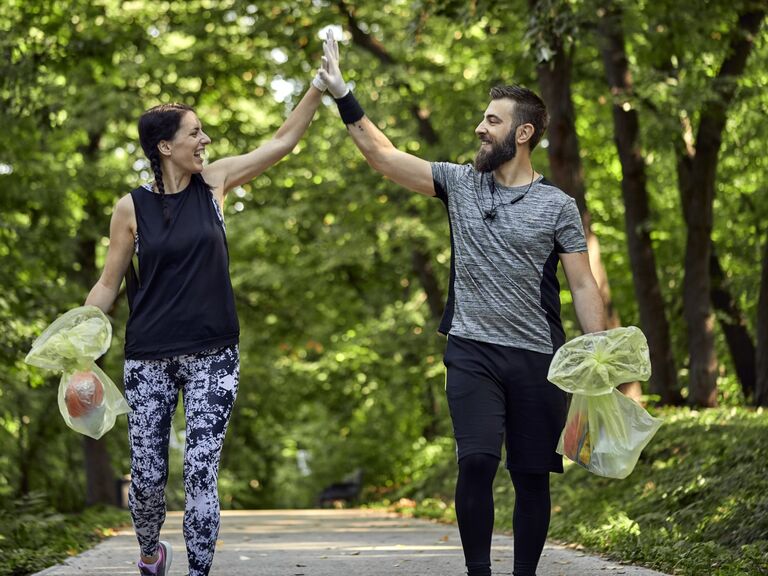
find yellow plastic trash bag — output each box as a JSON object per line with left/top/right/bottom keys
{"left": 24, "top": 306, "right": 112, "bottom": 369}
{"left": 25, "top": 306, "right": 130, "bottom": 439}
{"left": 548, "top": 326, "right": 652, "bottom": 395}
{"left": 549, "top": 327, "right": 662, "bottom": 479}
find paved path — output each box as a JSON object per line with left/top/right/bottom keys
{"left": 35, "top": 509, "right": 669, "bottom": 575}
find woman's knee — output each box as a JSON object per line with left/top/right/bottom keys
{"left": 129, "top": 478, "right": 166, "bottom": 507}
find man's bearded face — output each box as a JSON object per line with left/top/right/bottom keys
{"left": 474, "top": 125, "right": 518, "bottom": 173}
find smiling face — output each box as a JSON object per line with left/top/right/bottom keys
{"left": 161, "top": 111, "right": 211, "bottom": 173}
{"left": 474, "top": 98, "right": 519, "bottom": 173}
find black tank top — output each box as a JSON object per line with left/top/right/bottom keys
{"left": 125, "top": 174, "right": 239, "bottom": 360}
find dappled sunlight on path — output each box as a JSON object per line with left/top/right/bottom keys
{"left": 34, "top": 509, "right": 669, "bottom": 576}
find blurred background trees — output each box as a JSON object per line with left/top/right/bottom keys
{"left": 0, "top": 0, "right": 765, "bottom": 511}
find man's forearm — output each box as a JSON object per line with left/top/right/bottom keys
{"left": 572, "top": 284, "right": 606, "bottom": 333}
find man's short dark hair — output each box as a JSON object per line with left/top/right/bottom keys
{"left": 489, "top": 85, "right": 549, "bottom": 151}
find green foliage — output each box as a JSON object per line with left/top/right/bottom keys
{"left": 0, "top": 0, "right": 765, "bottom": 547}
{"left": 0, "top": 493, "right": 129, "bottom": 576}
{"left": 394, "top": 408, "right": 768, "bottom": 575}
{"left": 544, "top": 408, "right": 768, "bottom": 575}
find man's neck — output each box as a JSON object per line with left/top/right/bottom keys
{"left": 493, "top": 155, "right": 536, "bottom": 187}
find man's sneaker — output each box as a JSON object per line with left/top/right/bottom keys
{"left": 138, "top": 540, "right": 173, "bottom": 576}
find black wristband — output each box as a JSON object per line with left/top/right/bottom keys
{"left": 334, "top": 91, "right": 365, "bottom": 125}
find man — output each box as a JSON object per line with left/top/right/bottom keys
{"left": 318, "top": 33, "right": 605, "bottom": 576}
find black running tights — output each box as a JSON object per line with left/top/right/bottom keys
{"left": 455, "top": 453, "right": 551, "bottom": 576}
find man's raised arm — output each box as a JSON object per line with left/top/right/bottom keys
{"left": 318, "top": 31, "right": 435, "bottom": 197}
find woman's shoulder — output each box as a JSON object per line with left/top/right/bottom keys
{"left": 116, "top": 190, "right": 137, "bottom": 210}
{"left": 112, "top": 192, "right": 137, "bottom": 232}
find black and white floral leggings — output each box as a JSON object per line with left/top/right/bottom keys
{"left": 124, "top": 345, "right": 239, "bottom": 576}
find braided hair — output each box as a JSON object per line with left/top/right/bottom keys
{"left": 138, "top": 103, "right": 195, "bottom": 225}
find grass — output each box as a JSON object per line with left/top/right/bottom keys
{"left": 381, "top": 407, "right": 768, "bottom": 576}
{"left": 0, "top": 495, "right": 130, "bottom": 576}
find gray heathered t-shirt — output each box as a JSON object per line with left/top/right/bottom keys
{"left": 431, "top": 162, "right": 587, "bottom": 354}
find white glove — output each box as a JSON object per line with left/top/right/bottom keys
{"left": 311, "top": 71, "right": 327, "bottom": 92}
{"left": 317, "top": 28, "right": 349, "bottom": 99}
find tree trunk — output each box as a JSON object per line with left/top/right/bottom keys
{"left": 682, "top": 8, "right": 764, "bottom": 406}
{"left": 710, "top": 244, "right": 756, "bottom": 399}
{"left": 755, "top": 237, "right": 768, "bottom": 406}
{"left": 530, "top": 6, "right": 641, "bottom": 397}
{"left": 83, "top": 435, "right": 118, "bottom": 506}
{"left": 675, "top": 128, "right": 756, "bottom": 400}
{"left": 683, "top": 209, "right": 717, "bottom": 406}
{"left": 597, "top": 3, "right": 680, "bottom": 405}
{"left": 535, "top": 41, "right": 621, "bottom": 329}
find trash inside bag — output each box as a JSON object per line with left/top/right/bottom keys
{"left": 64, "top": 370, "right": 105, "bottom": 418}
{"left": 558, "top": 390, "right": 662, "bottom": 479}
{"left": 549, "top": 326, "right": 662, "bottom": 479}
{"left": 548, "top": 326, "right": 651, "bottom": 396}
{"left": 25, "top": 306, "right": 130, "bottom": 439}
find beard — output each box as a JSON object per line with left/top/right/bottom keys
{"left": 474, "top": 128, "right": 517, "bottom": 173}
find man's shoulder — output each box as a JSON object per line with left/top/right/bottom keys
{"left": 431, "top": 162, "right": 477, "bottom": 201}
{"left": 431, "top": 162, "right": 476, "bottom": 178}
{"left": 534, "top": 177, "right": 576, "bottom": 207}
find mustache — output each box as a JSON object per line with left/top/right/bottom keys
{"left": 474, "top": 133, "right": 517, "bottom": 172}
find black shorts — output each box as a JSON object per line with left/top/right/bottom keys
{"left": 444, "top": 334, "right": 567, "bottom": 473}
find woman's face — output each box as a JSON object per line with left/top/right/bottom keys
{"left": 166, "top": 111, "right": 211, "bottom": 173}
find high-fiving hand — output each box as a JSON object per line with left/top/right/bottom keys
{"left": 317, "top": 29, "right": 348, "bottom": 99}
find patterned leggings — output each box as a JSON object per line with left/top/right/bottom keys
{"left": 124, "top": 345, "right": 239, "bottom": 576}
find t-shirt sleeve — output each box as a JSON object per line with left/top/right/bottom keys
{"left": 431, "top": 161, "right": 465, "bottom": 205}
{"left": 555, "top": 197, "right": 588, "bottom": 253}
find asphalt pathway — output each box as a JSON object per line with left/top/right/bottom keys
{"left": 35, "top": 509, "right": 670, "bottom": 576}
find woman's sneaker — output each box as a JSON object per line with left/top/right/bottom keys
{"left": 138, "top": 541, "right": 173, "bottom": 576}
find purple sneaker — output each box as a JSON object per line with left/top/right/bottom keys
{"left": 138, "top": 541, "right": 173, "bottom": 576}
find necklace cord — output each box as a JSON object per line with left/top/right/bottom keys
{"left": 485, "top": 167, "right": 535, "bottom": 221}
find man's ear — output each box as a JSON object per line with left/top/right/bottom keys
{"left": 517, "top": 123, "right": 535, "bottom": 145}
{"left": 157, "top": 140, "right": 172, "bottom": 157}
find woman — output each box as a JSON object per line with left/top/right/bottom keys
{"left": 84, "top": 60, "right": 331, "bottom": 576}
